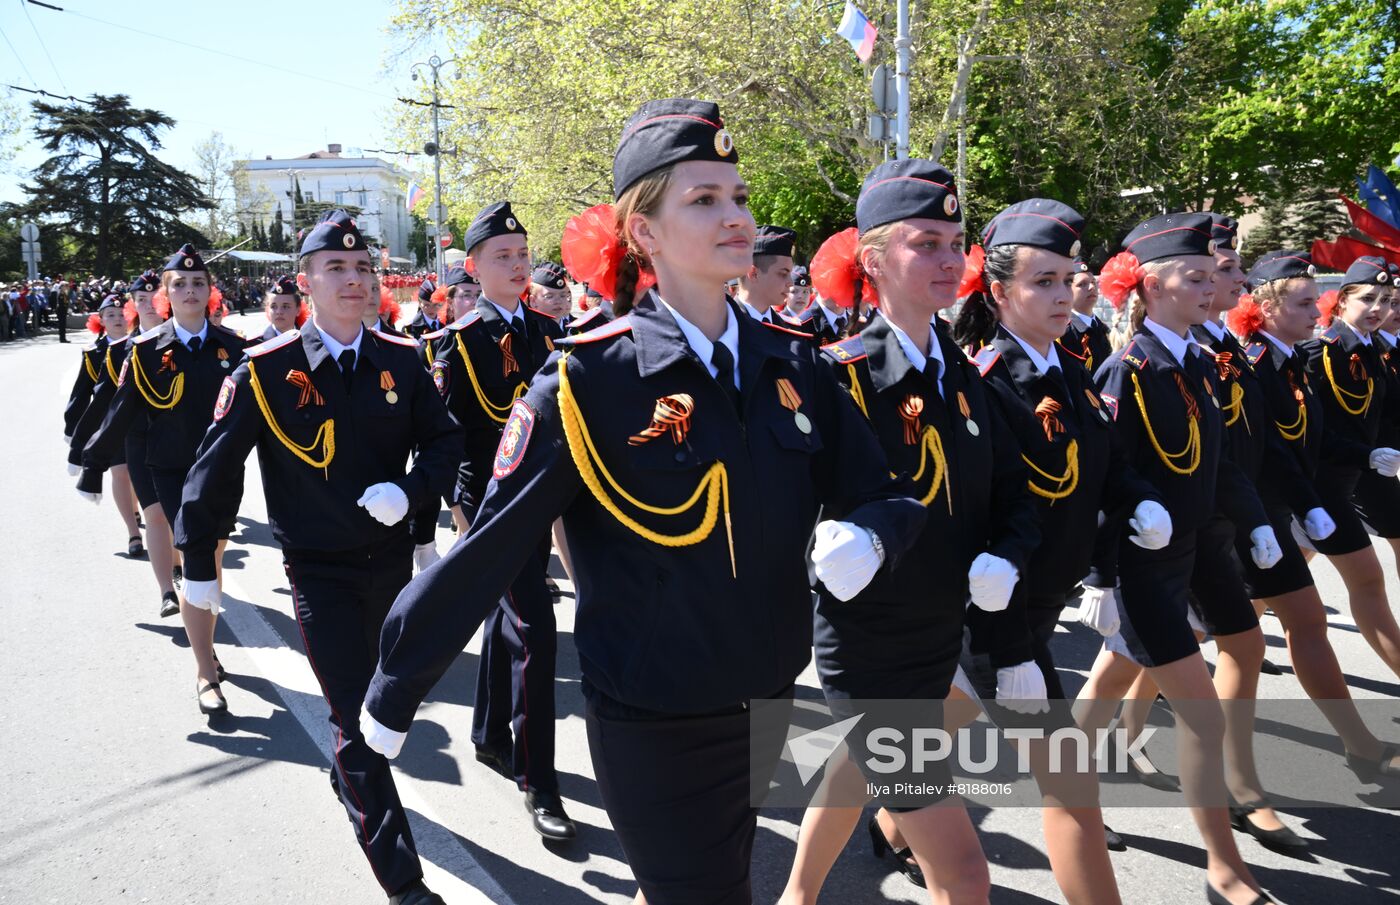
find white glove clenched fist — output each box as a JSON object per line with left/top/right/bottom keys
{"left": 360, "top": 708, "right": 407, "bottom": 759}
{"left": 1369, "top": 448, "right": 1400, "bottom": 477}
{"left": 357, "top": 482, "right": 410, "bottom": 526}
{"left": 1077, "top": 585, "right": 1120, "bottom": 636}
{"left": 1128, "top": 499, "right": 1172, "bottom": 550}
{"left": 811, "top": 520, "right": 884, "bottom": 602}
{"left": 1303, "top": 508, "right": 1336, "bottom": 541}
{"left": 76, "top": 489, "right": 101, "bottom": 505}
{"left": 996, "top": 661, "right": 1050, "bottom": 715}
{"left": 967, "top": 552, "right": 1018, "bottom": 612}
{"left": 1249, "top": 525, "right": 1282, "bottom": 569}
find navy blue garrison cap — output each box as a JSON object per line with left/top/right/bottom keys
{"left": 163, "top": 243, "right": 207, "bottom": 273}
{"left": 97, "top": 293, "right": 122, "bottom": 311}
{"left": 753, "top": 226, "right": 797, "bottom": 258}
{"left": 530, "top": 261, "right": 568, "bottom": 290}
{"left": 856, "top": 159, "right": 961, "bottom": 234}
{"left": 1246, "top": 250, "right": 1316, "bottom": 289}
{"left": 270, "top": 275, "right": 298, "bottom": 296}
{"left": 1121, "top": 212, "right": 1215, "bottom": 264}
{"left": 981, "top": 198, "right": 1085, "bottom": 259}
{"left": 790, "top": 265, "right": 811, "bottom": 287}
{"left": 613, "top": 98, "right": 737, "bottom": 200}
{"left": 1340, "top": 256, "right": 1392, "bottom": 290}
{"left": 129, "top": 270, "right": 159, "bottom": 293}
{"left": 463, "top": 201, "right": 527, "bottom": 255}
{"left": 1207, "top": 213, "right": 1240, "bottom": 251}
{"left": 418, "top": 278, "right": 437, "bottom": 302}
{"left": 298, "top": 209, "right": 368, "bottom": 257}
{"left": 445, "top": 266, "right": 472, "bottom": 288}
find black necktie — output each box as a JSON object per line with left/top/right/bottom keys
{"left": 711, "top": 342, "right": 740, "bottom": 412}
{"left": 338, "top": 349, "right": 355, "bottom": 392}
{"left": 834, "top": 316, "right": 847, "bottom": 336}
{"left": 1046, "top": 365, "right": 1070, "bottom": 402}
{"left": 187, "top": 336, "right": 202, "bottom": 356}
{"left": 510, "top": 318, "right": 531, "bottom": 374}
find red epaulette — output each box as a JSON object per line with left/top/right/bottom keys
{"left": 972, "top": 345, "right": 1001, "bottom": 377}
{"left": 247, "top": 330, "right": 299, "bottom": 357}
{"left": 762, "top": 320, "right": 811, "bottom": 339}
{"left": 1119, "top": 341, "right": 1148, "bottom": 370}
{"left": 372, "top": 328, "right": 419, "bottom": 348}
{"left": 567, "top": 307, "right": 608, "bottom": 332}
{"left": 562, "top": 316, "right": 633, "bottom": 344}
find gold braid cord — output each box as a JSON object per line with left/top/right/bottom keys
{"left": 457, "top": 333, "right": 526, "bottom": 424}
{"left": 1023, "top": 439, "right": 1080, "bottom": 502}
{"left": 1221, "top": 381, "right": 1250, "bottom": 432}
{"left": 247, "top": 360, "right": 335, "bottom": 478}
{"left": 846, "top": 363, "right": 870, "bottom": 417}
{"left": 556, "top": 354, "right": 737, "bottom": 577}
{"left": 104, "top": 348, "right": 120, "bottom": 384}
{"left": 1321, "top": 347, "right": 1372, "bottom": 417}
{"left": 83, "top": 351, "right": 99, "bottom": 383}
{"left": 1131, "top": 371, "right": 1200, "bottom": 475}
{"left": 1275, "top": 400, "right": 1307, "bottom": 442}
{"left": 909, "top": 425, "right": 953, "bottom": 513}
{"left": 128, "top": 346, "right": 184, "bottom": 410}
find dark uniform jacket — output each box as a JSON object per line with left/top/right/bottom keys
{"left": 1058, "top": 312, "right": 1113, "bottom": 377}
{"left": 1300, "top": 320, "right": 1390, "bottom": 489}
{"left": 68, "top": 334, "right": 130, "bottom": 468}
{"left": 1088, "top": 327, "right": 1268, "bottom": 586}
{"left": 561, "top": 305, "right": 611, "bottom": 337}
{"left": 972, "top": 326, "right": 1159, "bottom": 666}
{"left": 367, "top": 293, "right": 926, "bottom": 730}
{"left": 63, "top": 334, "right": 109, "bottom": 437}
{"left": 79, "top": 320, "right": 249, "bottom": 492}
{"left": 403, "top": 312, "right": 443, "bottom": 340}
{"left": 788, "top": 304, "right": 848, "bottom": 347}
{"left": 174, "top": 321, "right": 462, "bottom": 582}
{"left": 430, "top": 297, "right": 564, "bottom": 517}
{"left": 818, "top": 315, "right": 1041, "bottom": 674}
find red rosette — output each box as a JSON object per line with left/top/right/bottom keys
{"left": 811, "top": 228, "right": 866, "bottom": 309}
{"left": 958, "top": 244, "right": 988, "bottom": 299}
{"left": 561, "top": 203, "right": 655, "bottom": 302}
{"left": 1316, "top": 290, "right": 1339, "bottom": 327}
{"left": 1098, "top": 252, "right": 1142, "bottom": 311}
{"left": 207, "top": 285, "right": 224, "bottom": 316}
{"left": 152, "top": 288, "right": 171, "bottom": 319}
{"left": 295, "top": 298, "right": 310, "bottom": 327}
{"left": 430, "top": 285, "right": 449, "bottom": 305}
{"left": 1225, "top": 294, "right": 1264, "bottom": 337}
{"left": 123, "top": 300, "right": 139, "bottom": 328}
{"left": 86, "top": 313, "right": 102, "bottom": 334}
{"left": 379, "top": 289, "right": 400, "bottom": 326}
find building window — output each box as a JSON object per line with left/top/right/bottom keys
{"left": 335, "top": 191, "right": 346, "bottom": 205}
{"left": 359, "top": 192, "right": 367, "bottom": 207}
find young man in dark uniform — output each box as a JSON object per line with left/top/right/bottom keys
{"left": 403, "top": 278, "right": 443, "bottom": 338}
{"left": 427, "top": 201, "right": 573, "bottom": 839}
{"left": 788, "top": 282, "right": 851, "bottom": 345}
{"left": 735, "top": 225, "right": 797, "bottom": 326}
{"left": 173, "top": 211, "right": 462, "bottom": 905}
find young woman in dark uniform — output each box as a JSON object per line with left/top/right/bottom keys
{"left": 1059, "top": 257, "right": 1113, "bottom": 375}
{"left": 79, "top": 246, "right": 248, "bottom": 713}
{"left": 1298, "top": 256, "right": 1400, "bottom": 685}
{"left": 1071, "top": 214, "right": 1282, "bottom": 905}
{"left": 360, "top": 99, "right": 926, "bottom": 905}
{"left": 1221, "top": 256, "right": 1400, "bottom": 784}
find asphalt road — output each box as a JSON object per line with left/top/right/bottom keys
{"left": 3, "top": 314, "right": 1399, "bottom": 904}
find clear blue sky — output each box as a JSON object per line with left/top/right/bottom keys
{"left": 0, "top": 0, "right": 440, "bottom": 204}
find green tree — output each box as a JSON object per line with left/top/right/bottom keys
{"left": 5, "top": 94, "right": 211, "bottom": 278}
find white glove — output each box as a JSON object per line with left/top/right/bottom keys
{"left": 1127, "top": 500, "right": 1172, "bottom": 550}
{"left": 66, "top": 462, "right": 80, "bottom": 476}
{"left": 63, "top": 433, "right": 72, "bottom": 444}
{"left": 360, "top": 708, "right": 407, "bottom": 759}
{"left": 413, "top": 542, "right": 440, "bottom": 572}
{"left": 357, "top": 482, "right": 410, "bottom": 526}
{"left": 1369, "top": 447, "right": 1400, "bottom": 477}
{"left": 995, "top": 661, "right": 1050, "bottom": 715}
{"left": 1249, "top": 525, "right": 1282, "bottom": 570}
{"left": 811, "top": 520, "right": 884, "bottom": 602}
{"left": 76, "top": 489, "right": 101, "bottom": 505}
{"left": 1303, "top": 508, "right": 1336, "bottom": 541}
{"left": 182, "top": 579, "right": 221, "bottom": 615}
{"left": 1077, "top": 585, "right": 1121, "bottom": 636}
{"left": 967, "top": 552, "right": 1018, "bottom": 613}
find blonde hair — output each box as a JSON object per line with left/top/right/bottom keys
{"left": 613, "top": 167, "right": 675, "bottom": 314}
{"left": 855, "top": 222, "right": 898, "bottom": 297}
{"left": 1130, "top": 260, "right": 1172, "bottom": 333}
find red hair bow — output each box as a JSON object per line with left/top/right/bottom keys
{"left": 561, "top": 203, "right": 655, "bottom": 303}
{"left": 1098, "top": 252, "right": 1141, "bottom": 311}
{"left": 958, "top": 244, "right": 988, "bottom": 298}
{"left": 810, "top": 228, "right": 868, "bottom": 310}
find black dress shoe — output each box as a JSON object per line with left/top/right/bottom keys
{"left": 171, "top": 565, "right": 183, "bottom": 589}
{"left": 197, "top": 680, "right": 227, "bottom": 715}
{"left": 1229, "top": 801, "right": 1308, "bottom": 855}
{"left": 160, "top": 591, "right": 180, "bottom": 618}
{"left": 1260, "top": 658, "right": 1282, "bottom": 676}
{"left": 1205, "top": 879, "right": 1273, "bottom": 904}
{"left": 127, "top": 536, "right": 146, "bottom": 558}
{"left": 867, "top": 813, "right": 925, "bottom": 888}
{"left": 1103, "top": 823, "right": 1127, "bottom": 851}
{"left": 474, "top": 742, "right": 512, "bottom": 777}
{"left": 525, "top": 789, "right": 576, "bottom": 841}
{"left": 388, "top": 880, "right": 446, "bottom": 905}
{"left": 1129, "top": 755, "right": 1181, "bottom": 792}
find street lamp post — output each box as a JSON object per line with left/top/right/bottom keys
{"left": 410, "top": 55, "right": 462, "bottom": 282}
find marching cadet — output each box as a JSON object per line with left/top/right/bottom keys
{"left": 361, "top": 98, "right": 926, "bottom": 905}
{"left": 1222, "top": 254, "right": 1400, "bottom": 787}
{"left": 529, "top": 260, "right": 574, "bottom": 322}
{"left": 562, "top": 284, "right": 614, "bottom": 335}
{"left": 786, "top": 277, "right": 850, "bottom": 345}
{"left": 1299, "top": 254, "right": 1400, "bottom": 686}
{"left": 426, "top": 202, "right": 574, "bottom": 839}
{"left": 1059, "top": 257, "right": 1113, "bottom": 374}
{"left": 403, "top": 278, "right": 444, "bottom": 338}
{"left": 1072, "top": 214, "right": 1283, "bottom": 905}
{"left": 734, "top": 225, "right": 797, "bottom": 325}
{"left": 365, "top": 269, "right": 405, "bottom": 335}
{"left": 65, "top": 294, "right": 144, "bottom": 557}
{"left": 783, "top": 264, "right": 813, "bottom": 317}
{"left": 78, "top": 246, "right": 248, "bottom": 710}
{"left": 260, "top": 275, "right": 304, "bottom": 341}
{"left": 173, "top": 211, "right": 462, "bottom": 905}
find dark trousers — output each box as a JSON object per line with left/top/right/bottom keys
{"left": 283, "top": 537, "right": 422, "bottom": 896}
{"left": 407, "top": 496, "right": 442, "bottom": 546}
{"left": 470, "top": 545, "right": 559, "bottom": 794}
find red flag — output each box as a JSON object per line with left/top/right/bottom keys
{"left": 1311, "top": 236, "right": 1400, "bottom": 272}
{"left": 1340, "top": 195, "right": 1400, "bottom": 251}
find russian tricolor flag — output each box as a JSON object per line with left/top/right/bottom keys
{"left": 406, "top": 182, "right": 425, "bottom": 212}
{"left": 837, "top": 1, "right": 877, "bottom": 62}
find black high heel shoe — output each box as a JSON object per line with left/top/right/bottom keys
{"left": 867, "top": 814, "right": 925, "bottom": 888}
{"left": 1205, "top": 879, "right": 1273, "bottom": 904}
{"left": 197, "top": 680, "right": 227, "bottom": 715}
{"left": 1346, "top": 743, "right": 1400, "bottom": 782}
{"left": 1229, "top": 801, "right": 1308, "bottom": 855}
{"left": 127, "top": 536, "right": 145, "bottom": 558}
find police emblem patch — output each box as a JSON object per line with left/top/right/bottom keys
{"left": 213, "top": 376, "right": 236, "bottom": 421}
{"left": 431, "top": 362, "right": 448, "bottom": 396}
{"left": 493, "top": 400, "right": 535, "bottom": 479}
{"left": 1101, "top": 392, "right": 1119, "bottom": 421}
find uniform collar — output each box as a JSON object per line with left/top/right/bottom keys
{"left": 299, "top": 318, "right": 378, "bottom": 374}
{"left": 1142, "top": 316, "right": 1199, "bottom": 367}
{"left": 631, "top": 291, "right": 797, "bottom": 389}
{"left": 883, "top": 313, "right": 945, "bottom": 381}
{"left": 1381, "top": 329, "right": 1399, "bottom": 347}
{"left": 1071, "top": 309, "right": 1096, "bottom": 328}
{"left": 655, "top": 294, "right": 740, "bottom": 388}
{"left": 1200, "top": 318, "right": 1227, "bottom": 342}
{"left": 1002, "top": 326, "right": 1061, "bottom": 376}
{"left": 486, "top": 296, "right": 523, "bottom": 327}
{"left": 1330, "top": 318, "right": 1372, "bottom": 347}
{"left": 172, "top": 318, "right": 208, "bottom": 347}
{"left": 816, "top": 300, "right": 845, "bottom": 331}
{"left": 737, "top": 298, "right": 768, "bottom": 322}
{"left": 862, "top": 312, "right": 944, "bottom": 396}
{"left": 315, "top": 323, "right": 363, "bottom": 361}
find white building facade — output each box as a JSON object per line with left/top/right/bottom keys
{"left": 238, "top": 146, "right": 416, "bottom": 264}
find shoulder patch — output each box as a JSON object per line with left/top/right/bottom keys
{"left": 567, "top": 307, "right": 607, "bottom": 333}
{"left": 213, "top": 376, "right": 237, "bottom": 421}
{"left": 819, "top": 335, "right": 867, "bottom": 364}
{"left": 560, "top": 315, "right": 634, "bottom": 345}
{"left": 132, "top": 329, "right": 162, "bottom": 345}
{"left": 1119, "top": 341, "right": 1148, "bottom": 370}
{"left": 371, "top": 328, "right": 419, "bottom": 348}
{"left": 448, "top": 311, "right": 483, "bottom": 332}
{"left": 1321, "top": 324, "right": 1341, "bottom": 344}
{"left": 973, "top": 346, "right": 1002, "bottom": 377}
{"left": 761, "top": 320, "right": 811, "bottom": 339}
{"left": 493, "top": 399, "right": 536, "bottom": 479}
{"left": 431, "top": 360, "right": 449, "bottom": 396}
{"left": 422, "top": 326, "right": 448, "bottom": 342}
{"left": 1100, "top": 392, "right": 1120, "bottom": 421}
{"left": 108, "top": 334, "right": 131, "bottom": 347}
{"left": 247, "top": 330, "right": 300, "bottom": 358}
{"left": 1245, "top": 342, "right": 1267, "bottom": 366}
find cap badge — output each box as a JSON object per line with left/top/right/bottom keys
{"left": 183, "top": 257, "right": 193, "bottom": 268}
{"left": 1207, "top": 239, "right": 1218, "bottom": 254}
{"left": 506, "top": 217, "right": 517, "bottom": 230}
{"left": 342, "top": 233, "right": 356, "bottom": 249}
{"left": 944, "top": 194, "right": 959, "bottom": 217}
{"left": 713, "top": 129, "right": 734, "bottom": 158}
